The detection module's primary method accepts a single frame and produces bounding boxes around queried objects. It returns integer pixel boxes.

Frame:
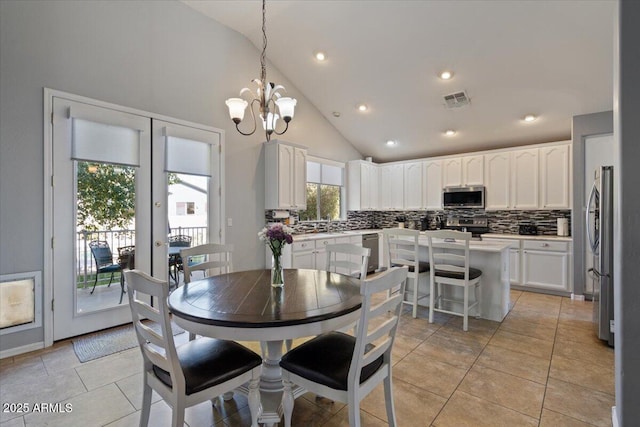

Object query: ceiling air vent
[443,90,470,109]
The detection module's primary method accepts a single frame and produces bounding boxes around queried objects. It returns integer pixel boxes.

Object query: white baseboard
[0,341,45,359]
[571,293,586,301]
[612,406,619,427]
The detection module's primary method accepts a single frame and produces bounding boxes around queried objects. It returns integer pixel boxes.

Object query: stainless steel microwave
[442,186,485,208]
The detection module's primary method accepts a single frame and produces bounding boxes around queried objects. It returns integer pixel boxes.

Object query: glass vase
[271,254,284,288]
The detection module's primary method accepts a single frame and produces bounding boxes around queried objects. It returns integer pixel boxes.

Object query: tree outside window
[299,159,344,221]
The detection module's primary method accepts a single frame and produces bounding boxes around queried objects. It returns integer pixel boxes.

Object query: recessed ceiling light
[440,71,454,80]
[314,51,327,61]
[386,140,397,146]
[445,129,457,136]
[357,104,368,112]
[523,114,537,122]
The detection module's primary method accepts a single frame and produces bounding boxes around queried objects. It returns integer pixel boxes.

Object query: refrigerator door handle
[586,182,598,253]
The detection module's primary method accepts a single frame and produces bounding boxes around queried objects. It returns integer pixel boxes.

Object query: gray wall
[614,1,640,424]
[571,111,613,296]
[0,0,361,351]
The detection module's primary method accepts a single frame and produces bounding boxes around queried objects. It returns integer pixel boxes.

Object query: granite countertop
[482,233,573,242]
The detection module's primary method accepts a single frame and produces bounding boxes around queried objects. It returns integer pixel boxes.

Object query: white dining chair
[279,266,408,427]
[382,228,430,317]
[123,270,262,427]
[325,243,371,279]
[425,230,483,331]
[181,243,233,284]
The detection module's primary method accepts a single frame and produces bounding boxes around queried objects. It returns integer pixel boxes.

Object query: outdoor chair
[280,266,408,427]
[116,245,135,304]
[124,270,262,427]
[88,240,122,295]
[168,235,192,286]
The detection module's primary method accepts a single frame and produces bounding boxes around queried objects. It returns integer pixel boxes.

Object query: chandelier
[225,0,297,141]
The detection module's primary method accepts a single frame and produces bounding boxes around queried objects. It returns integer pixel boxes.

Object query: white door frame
[43,88,225,346]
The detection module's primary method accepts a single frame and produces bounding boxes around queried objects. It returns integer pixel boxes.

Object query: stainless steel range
[444,216,490,238]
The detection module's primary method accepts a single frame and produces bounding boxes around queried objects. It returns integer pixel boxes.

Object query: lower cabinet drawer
[522,240,569,252]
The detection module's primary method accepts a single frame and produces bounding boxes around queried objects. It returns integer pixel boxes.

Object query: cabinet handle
[542,243,550,247]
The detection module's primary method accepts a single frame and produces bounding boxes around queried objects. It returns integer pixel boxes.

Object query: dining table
[167,268,363,426]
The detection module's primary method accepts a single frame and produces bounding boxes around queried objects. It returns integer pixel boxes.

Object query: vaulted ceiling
[183,0,614,162]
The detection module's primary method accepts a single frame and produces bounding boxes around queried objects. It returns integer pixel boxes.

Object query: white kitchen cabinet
[511,149,539,209]
[265,140,307,210]
[347,161,379,210]
[522,239,571,292]
[462,155,484,185]
[403,162,423,209]
[379,164,404,210]
[442,155,483,187]
[442,157,462,187]
[484,151,511,210]
[540,143,571,209]
[424,160,442,209]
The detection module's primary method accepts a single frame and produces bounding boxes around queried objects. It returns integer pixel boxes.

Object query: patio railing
[77,226,208,287]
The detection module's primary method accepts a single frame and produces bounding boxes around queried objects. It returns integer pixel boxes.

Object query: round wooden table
[167,268,362,426]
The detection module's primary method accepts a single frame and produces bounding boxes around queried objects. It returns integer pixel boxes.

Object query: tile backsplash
[265,209,571,236]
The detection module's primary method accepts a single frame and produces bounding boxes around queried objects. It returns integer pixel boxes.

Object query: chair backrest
[117,245,135,269]
[124,270,184,390]
[382,228,420,277]
[168,235,192,248]
[89,240,115,268]
[324,243,371,279]
[181,243,234,284]
[349,266,408,387]
[424,230,472,282]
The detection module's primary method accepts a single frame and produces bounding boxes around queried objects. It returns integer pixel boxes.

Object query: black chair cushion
[434,267,482,280]
[152,338,261,395]
[279,332,384,391]
[391,261,430,273]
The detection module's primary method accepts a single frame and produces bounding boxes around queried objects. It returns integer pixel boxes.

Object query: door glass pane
[76,161,136,313]
[168,173,209,287]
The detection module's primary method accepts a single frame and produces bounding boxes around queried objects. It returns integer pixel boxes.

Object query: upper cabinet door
[540,144,571,209]
[293,147,307,209]
[424,160,442,209]
[442,157,462,187]
[484,152,511,210]
[511,149,539,209]
[277,144,295,208]
[379,164,403,209]
[403,162,423,209]
[462,155,484,185]
[265,140,307,210]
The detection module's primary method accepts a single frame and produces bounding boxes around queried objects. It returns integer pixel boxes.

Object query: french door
[50,94,223,340]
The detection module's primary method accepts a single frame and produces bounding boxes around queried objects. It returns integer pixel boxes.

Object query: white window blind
[71,118,140,166]
[307,160,344,186]
[165,135,212,177]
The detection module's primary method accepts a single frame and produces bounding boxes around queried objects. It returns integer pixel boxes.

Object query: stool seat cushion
[435,267,482,280]
[280,332,383,391]
[153,337,262,395]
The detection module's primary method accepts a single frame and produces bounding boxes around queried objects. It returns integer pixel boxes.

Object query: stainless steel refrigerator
[586,166,614,346]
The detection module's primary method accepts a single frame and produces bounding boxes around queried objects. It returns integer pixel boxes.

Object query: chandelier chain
[260,0,267,87]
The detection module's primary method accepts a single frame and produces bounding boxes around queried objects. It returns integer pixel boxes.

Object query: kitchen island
[277,230,511,323]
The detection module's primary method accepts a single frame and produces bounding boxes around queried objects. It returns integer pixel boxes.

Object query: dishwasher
[362,233,379,274]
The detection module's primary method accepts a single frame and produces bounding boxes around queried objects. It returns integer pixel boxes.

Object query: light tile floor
[0,290,614,426]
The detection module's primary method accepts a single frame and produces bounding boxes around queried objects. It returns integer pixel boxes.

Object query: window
[299,158,344,221]
[176,201,196,215]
